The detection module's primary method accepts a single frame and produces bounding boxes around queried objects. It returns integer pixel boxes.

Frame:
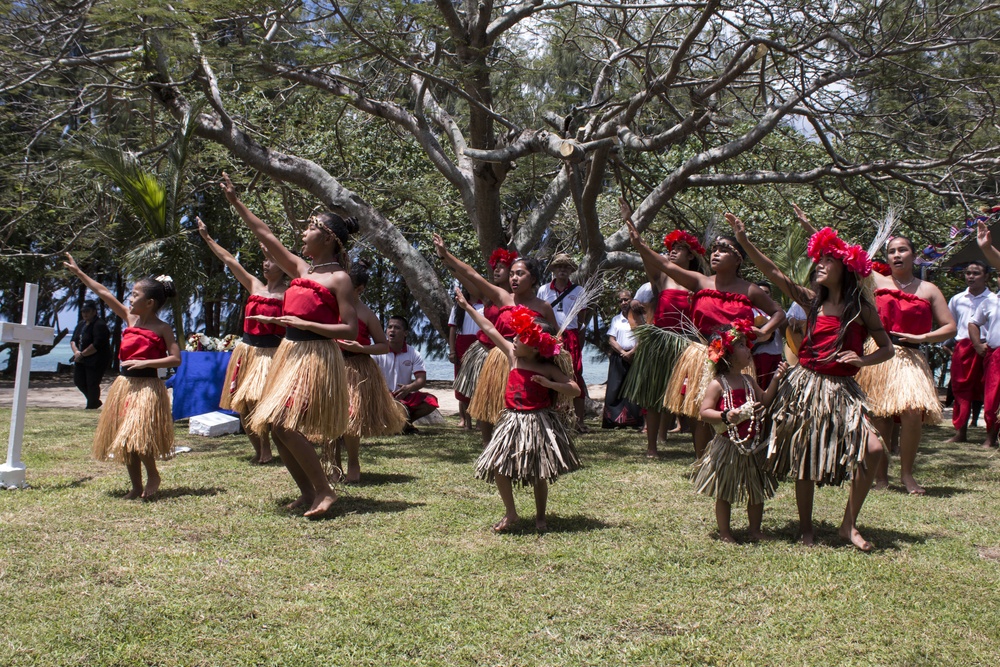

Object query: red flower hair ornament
[706,319,757,367]
[488,248,520,269]
[508,305,562,358]
[663,230,706,256]
[806,227,872,277]
[872,261,891,276]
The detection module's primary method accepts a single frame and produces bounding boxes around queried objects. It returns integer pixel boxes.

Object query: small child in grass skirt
[63,254,181,500]
[694,320,786,542]
[725,211,893,550]
[197,216,287,465]
[456,292,581,533]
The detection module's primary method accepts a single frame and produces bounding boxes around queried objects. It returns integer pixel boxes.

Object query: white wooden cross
[0,284,55,489]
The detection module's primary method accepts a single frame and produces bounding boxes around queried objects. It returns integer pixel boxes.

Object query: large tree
[3,0,1000,336]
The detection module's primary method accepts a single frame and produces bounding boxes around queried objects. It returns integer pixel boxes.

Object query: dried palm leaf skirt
[692,434,776,506]
[854,340,942,424]
[767,365,881,486]
[218,341,250,411]
[468,346,510,425]
[93,376,173,463]
[475,408,580,486]
[453,340,490,401]
[229,344,278,414]
[621,325,689,411]
[664,342,756,418]
[344,354,408,437]
[248,338,349,442]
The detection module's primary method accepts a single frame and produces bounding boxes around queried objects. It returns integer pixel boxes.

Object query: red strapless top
[243,294,285,337]
[798,315,867,377]
[505,368,552,410]
[691,289,754,334]
[655,289,691,329]
[495,305,537,339]
[283,278,341,325]
[356,319,371,346]
[717,385,755,440]
[476,304,502,347]
[875,288,932,336]
[119,328,167,361]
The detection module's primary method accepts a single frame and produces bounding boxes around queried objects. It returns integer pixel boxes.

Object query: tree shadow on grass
[36,476,94,491]
[106,486,225,501]
[772,519,930,551]
[350,472,416,487]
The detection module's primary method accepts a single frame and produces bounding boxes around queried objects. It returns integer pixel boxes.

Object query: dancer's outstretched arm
[62,253,130,322]
[791,203,819,236]
[725,213,813,308]
[433,234,507,305]
[622,201,709,293]
[197,217,262,293]
[220,173,309,278]
[977,220,1000,271]
[454,288,513,358]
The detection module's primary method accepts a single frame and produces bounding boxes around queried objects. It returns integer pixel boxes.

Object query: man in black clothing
[70,301,111,409]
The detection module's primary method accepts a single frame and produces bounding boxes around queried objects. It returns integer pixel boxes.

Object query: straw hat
[548,253,578,271]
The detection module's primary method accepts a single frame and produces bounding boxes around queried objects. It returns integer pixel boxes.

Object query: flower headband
[806,227,872,277]
[706,318,756,367]
[508,305,561,358]
[488,248,520,269]
[663,230,706,256]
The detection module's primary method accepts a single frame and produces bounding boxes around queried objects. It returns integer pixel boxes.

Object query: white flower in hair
[155,274,174,286]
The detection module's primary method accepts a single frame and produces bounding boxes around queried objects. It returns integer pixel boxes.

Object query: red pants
[951,340,985,430]
[982,347,1000,433]
[561,329,585,389]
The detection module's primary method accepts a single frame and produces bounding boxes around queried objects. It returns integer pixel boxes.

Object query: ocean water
[12,339,612,385]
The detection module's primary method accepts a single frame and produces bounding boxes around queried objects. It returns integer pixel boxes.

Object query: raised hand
[773,360,789,381]
[62,252,81,275]
[432,233,447,259]
[791,203,809,226]
[724,212,747,239]
[977,219,993,248]
[196,216,209,236]
[220,172,239,205]
[623,215,645,250]
[454,287,468,309]
[619,197,633,223]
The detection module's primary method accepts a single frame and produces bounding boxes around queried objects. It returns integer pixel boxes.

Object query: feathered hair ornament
[488,248,519,269]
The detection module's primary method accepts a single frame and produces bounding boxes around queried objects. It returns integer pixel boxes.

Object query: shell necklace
[308,260,340,274]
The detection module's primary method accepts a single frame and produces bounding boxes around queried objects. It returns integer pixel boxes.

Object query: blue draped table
[164,350,236,420]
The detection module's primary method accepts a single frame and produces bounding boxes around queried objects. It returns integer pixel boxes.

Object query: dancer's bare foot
[535,517,547,532]
[874,477,889,491]
[982,432,998,448]
[345,468,361,484]
[124,488,142,500]
[304,491,337,518]
[258,454,274,465]
[250,454,260,464]
[141,474,160,499]
[285,495,312,511]
[492,515,518,533]
[748,530,774,542]
[901,474,926,495]
[839,524,873,552]
[946,430,967,443]
[668,423,683,433]
[645,447,658,459]
[718,532,737,544]
[799,532,815,546]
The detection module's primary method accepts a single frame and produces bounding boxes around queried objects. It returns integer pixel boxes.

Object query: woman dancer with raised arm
[197,217,287,465]
[63,255,181,499]
[334,261,408,483]
[620,227,705,457]
[791,206,955,495]
[220,173,358,518]
[623,204,785,459]
[725,213,893,550]
[432,235,557,446]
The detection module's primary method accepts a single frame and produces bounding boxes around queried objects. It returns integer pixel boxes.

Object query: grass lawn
[1,407,999,666]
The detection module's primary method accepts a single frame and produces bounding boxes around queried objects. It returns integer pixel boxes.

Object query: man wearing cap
[537,253,590,431]
[70,300,111,409]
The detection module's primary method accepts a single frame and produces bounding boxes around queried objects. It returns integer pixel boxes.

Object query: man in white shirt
[373,315,439,433]
[537,253,590,430]
[969,285,1000,448]
[602,289,643,429]
[947,261,992,441]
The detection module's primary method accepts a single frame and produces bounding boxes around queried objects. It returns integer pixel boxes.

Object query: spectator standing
[70,300,112,409]
[946,262,991,442]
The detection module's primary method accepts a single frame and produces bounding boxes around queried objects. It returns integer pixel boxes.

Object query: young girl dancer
[621,228,705,457]
[695,320,786,542]
[63,254,181,499]
[455,291,580,532]
[197,217,286,465]
[335,262,408,483]
[792,206,955,495]
[623,205,785,459]
[725,212,893,550]
[220,173,358,518]
[432,235,557,446]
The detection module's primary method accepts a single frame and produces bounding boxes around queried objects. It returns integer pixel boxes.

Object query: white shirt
[787,302,808,322]
[635,282,654,305]
[608,313,636,351]
[949,288,992,341]
[970,294,1000,348]
[373,344,426,393]
[537,281,584,330]
[448,302,483,336]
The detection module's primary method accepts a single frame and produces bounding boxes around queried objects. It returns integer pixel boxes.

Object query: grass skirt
[93,376,173,463]
[218,342,250,411]
[663,342,755,418]
[475,408,580,486]
[248,338,349,442]
[454,341,490,401]
[344,354,408,437]
[468,346,510,425]
[854,340,942,424]
[767,365,880,485]
[621,325,689,411]
[229,344,277,415]
[692,434,776,505]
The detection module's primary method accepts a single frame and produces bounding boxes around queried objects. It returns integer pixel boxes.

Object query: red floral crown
[663,230,706,256]
[508,305,561,358]
[706,318,756,366]
[488,248,519,269]
[806,227,872,277]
